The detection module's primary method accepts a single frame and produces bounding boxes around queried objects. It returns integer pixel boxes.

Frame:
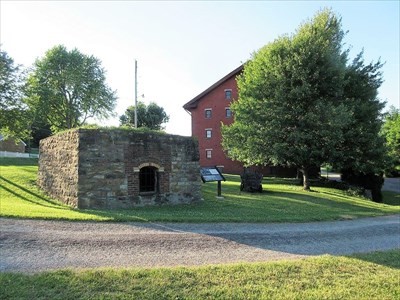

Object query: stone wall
[38,129,202,209]
[37,130,79,207]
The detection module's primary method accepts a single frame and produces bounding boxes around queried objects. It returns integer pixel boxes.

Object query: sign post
[217,180,222,197]
[200,166,226,199]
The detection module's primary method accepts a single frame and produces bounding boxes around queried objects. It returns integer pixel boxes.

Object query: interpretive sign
[200,167,225,198]
[200,167,225,183]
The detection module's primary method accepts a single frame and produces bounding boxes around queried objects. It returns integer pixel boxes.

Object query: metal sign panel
[200,167,225,183]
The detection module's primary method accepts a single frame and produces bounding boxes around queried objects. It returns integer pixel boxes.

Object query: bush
[341,169,384,203]
[313,178,365,197]
[385,167,400,178]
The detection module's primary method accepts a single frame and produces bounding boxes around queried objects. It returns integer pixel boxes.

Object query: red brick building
[184,66,296,177]
[183,65,243,174]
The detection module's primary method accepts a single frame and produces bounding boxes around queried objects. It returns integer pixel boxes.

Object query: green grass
[1,250,399,299]
[1,158,399,299]
[382,191,400,206]
[1,157,399,222]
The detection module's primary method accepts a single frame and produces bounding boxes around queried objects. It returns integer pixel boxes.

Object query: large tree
[222,9,352,190]
[0,49,30,139]
[24,45,116,132]
[120,101,169,130]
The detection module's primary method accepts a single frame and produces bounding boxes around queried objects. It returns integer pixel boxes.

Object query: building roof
[183,64,243,111]
[0,134,27,146]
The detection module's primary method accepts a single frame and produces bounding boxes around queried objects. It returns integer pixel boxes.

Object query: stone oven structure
[38,129,202,209]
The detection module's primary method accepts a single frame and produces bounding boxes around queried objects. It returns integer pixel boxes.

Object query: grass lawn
[0,157,399,222]
[1,250,399,299]
[1,158,399,299]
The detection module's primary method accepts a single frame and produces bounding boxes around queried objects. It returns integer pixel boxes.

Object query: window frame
[225,107,232,118]
[205,128,212,139]
[205,149,212,159]
[224,89,232,100]
[204,108,212,119]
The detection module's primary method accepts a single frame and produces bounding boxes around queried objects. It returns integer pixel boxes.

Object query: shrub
[341,169,384,203]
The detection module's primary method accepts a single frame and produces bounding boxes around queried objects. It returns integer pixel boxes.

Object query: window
[205,109,212,119]
[205,129,212,138]
[206,149,212,159]
[139,166,158,193]
[225,89,232,100]
[225,108,232,118]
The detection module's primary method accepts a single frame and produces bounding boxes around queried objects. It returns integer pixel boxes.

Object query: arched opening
[139,166,158,193]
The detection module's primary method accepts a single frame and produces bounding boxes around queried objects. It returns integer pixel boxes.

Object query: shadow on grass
[224,187,396,218]
[0,184,69,211]
[77,208,153,222]
[349,249,400,269]
[0,157,38,166]
[0,176,64,208]
[382,191,400,206]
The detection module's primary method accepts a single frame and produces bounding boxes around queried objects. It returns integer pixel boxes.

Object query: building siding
[189,73,245,174]
[184,66,297,177]
[0,137,26,153]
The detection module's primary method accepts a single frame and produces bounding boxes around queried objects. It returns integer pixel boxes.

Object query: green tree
[0,49,30,139]
[24,45,116,133]
[331,53,387,202]
[382,106,400,176]
[334,53,386,172]
[120,101,169,130]
[222,9,351,190]
[29,119,52,148]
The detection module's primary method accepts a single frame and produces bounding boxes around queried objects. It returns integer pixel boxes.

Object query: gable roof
[0,134,27,146]
[183,64,243,111]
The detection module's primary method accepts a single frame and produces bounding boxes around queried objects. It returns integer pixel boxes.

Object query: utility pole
[134,59,138,128]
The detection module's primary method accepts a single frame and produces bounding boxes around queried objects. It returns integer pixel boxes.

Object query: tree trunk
[301,167,311,191]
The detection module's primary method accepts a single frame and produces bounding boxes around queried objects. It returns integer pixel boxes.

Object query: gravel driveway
[383,177,400,193]
[1,215,399,273]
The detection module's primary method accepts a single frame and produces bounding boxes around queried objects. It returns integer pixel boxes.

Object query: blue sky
[1,1,399,136]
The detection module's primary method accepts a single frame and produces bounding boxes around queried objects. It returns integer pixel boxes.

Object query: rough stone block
[38,129,201,209]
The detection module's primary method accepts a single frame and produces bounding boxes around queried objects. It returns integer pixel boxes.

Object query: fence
[0,151,39,158]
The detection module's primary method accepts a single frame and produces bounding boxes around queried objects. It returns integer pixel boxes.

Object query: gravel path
[1,215,399,273]
[383,178,400,193]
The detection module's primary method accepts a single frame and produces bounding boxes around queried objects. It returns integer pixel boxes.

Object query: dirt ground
[1,215,399,273]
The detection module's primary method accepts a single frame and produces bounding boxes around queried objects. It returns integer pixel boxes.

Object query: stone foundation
[38,129,202,209]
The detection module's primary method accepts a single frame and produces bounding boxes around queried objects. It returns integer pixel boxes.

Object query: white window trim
[205,148,213,159]
[205,128,212,138]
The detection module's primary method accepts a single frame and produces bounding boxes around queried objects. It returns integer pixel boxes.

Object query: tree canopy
[120,101,169,130]
[222,9,385,190]
[334,53,386,174]
[382,106,400,176]
[0,49,30,139]
[24,45,117,133]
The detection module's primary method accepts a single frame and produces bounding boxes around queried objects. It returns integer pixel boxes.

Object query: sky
[1,0,399,136]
